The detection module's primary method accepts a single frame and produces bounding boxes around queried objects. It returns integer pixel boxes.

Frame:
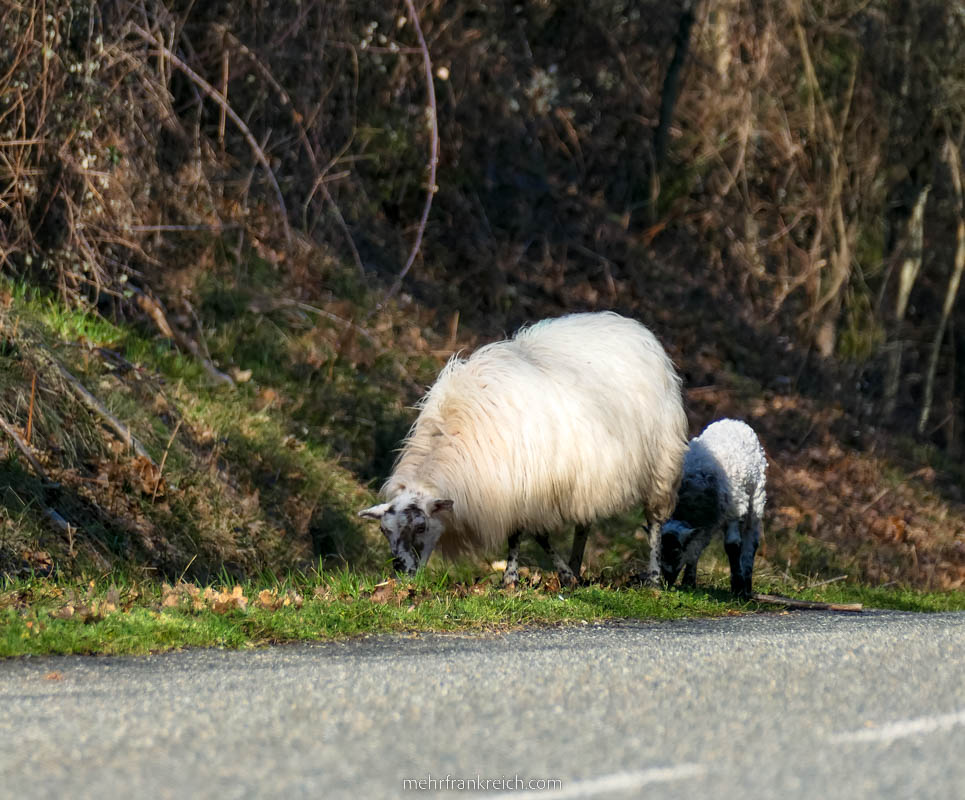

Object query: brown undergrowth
[1,1,964,591]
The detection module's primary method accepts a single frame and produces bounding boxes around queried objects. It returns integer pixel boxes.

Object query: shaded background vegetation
[1,0,964,589]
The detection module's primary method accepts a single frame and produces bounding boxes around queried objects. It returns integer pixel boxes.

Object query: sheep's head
[358,490,454,575]
[659,520,695,587]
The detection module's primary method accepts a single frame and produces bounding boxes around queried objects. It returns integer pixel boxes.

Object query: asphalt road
[2,610,964,799]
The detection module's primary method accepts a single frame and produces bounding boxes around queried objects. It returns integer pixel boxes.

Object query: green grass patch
[3,570,963,658]
[0,277,395,578]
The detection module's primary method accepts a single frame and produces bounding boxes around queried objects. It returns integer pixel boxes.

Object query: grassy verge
[4,569,964,658]
[2,277,964,660]
[0,276,416,579]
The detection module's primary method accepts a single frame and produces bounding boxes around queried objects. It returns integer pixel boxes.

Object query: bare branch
[0,411,50,482]
[752,593,863,613]
[247,297,381,348]
[213,23,366,275]
[128,24,292,247]
[132,288,235,386]
[382,0,440,307]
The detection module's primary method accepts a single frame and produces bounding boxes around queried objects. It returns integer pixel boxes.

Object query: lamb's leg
[724,520,749,598]
[738,513,761,598]
[503,531,522,588]
[568,523,590,579]
[678,527,714,590]
[533,533,577,587]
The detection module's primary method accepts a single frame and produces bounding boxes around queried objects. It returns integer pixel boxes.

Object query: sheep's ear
[428,498,454,516]
[358,503,391,521]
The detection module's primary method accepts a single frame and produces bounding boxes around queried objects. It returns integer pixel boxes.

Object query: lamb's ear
[428,498,454,516]
[358,503,391,521]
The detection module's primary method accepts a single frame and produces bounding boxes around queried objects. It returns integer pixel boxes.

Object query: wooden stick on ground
[0,412,50,482]
[46,359,157,466]
[132,289,235,387]
[752,592,863,613]
[0,413,76,536]
[152,419,183,504]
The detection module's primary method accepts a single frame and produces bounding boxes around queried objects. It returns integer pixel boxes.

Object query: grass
[3,568,964,658]
[1,280,964,659]
[0,276,394,579]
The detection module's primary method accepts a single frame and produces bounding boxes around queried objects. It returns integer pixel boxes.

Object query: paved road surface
[2,610,964,799]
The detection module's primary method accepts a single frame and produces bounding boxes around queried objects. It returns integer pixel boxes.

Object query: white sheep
[359,311,688,586]
[659,418,767,597]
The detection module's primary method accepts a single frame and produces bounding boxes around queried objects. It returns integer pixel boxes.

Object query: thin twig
[131,287,234,386]
[128,24,292,247]
[126,223,241,233]
[176,553,198,585]
[152,418,183,504]
[25,371,36,444]
[858,487,892,515]
[247,297,380,348]
[45,358,156,466]
[752,592,863,613]
[0,411,49,482]
[805,574,848,589]
[212,23,365,275]
[45,508,72,537]
[92,346,145,376]
[319,182,367,276]
[382,0,440,307]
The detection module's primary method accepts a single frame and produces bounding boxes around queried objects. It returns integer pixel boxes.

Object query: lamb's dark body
[660,419,767,598]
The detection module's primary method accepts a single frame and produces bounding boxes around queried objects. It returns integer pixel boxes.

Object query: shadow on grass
[0,458,163,576]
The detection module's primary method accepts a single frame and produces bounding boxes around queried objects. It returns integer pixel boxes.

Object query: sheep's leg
[680,561,697,588]
[503,531,522,588]
[643,521,662,587]
[568,523,590,579]
[533,533,577,587]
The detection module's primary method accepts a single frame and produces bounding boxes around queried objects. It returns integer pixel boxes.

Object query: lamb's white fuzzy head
[659,519,695,586]
[358,490,453,575]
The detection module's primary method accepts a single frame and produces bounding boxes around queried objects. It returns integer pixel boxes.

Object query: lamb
[359,311,689,586]
[659,418,767,598]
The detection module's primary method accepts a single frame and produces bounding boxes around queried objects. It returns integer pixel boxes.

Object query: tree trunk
[919,219,965,435]
[919,138,965,435]
[649,0,700,221]
[883,183,931,419]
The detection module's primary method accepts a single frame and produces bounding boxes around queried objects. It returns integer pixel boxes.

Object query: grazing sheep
[659,418,767,598]
[359,311,688,586]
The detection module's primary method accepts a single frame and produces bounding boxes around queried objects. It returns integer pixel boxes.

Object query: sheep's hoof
[502,570,519,589]
[631,570,662,588]
[557,570,578,589]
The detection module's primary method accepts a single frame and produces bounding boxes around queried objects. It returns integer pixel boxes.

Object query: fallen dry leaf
[313,585,334,602]
[211,585,248,613]
[253,588,302,610]
[256,588,280,610]
[132,455,162,496]
[369,579,399,604]
[44,672,64,681]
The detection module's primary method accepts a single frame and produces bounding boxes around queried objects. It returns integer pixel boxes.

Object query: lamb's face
[358,491,453,575]
[659,520,694,586]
